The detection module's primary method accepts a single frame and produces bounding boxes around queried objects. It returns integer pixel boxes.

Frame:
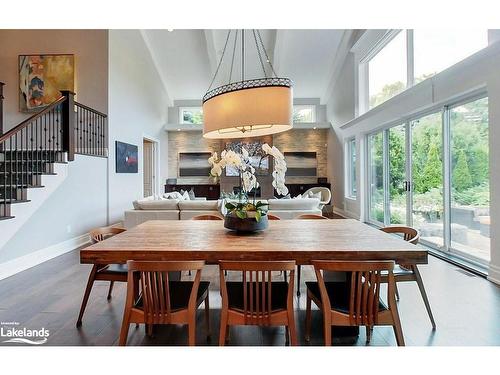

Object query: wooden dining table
[80,219,427,265]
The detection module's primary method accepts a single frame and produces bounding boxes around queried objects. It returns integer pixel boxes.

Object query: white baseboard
[332,206,359,220]
[0,233,90,281]
[487,264,500,285]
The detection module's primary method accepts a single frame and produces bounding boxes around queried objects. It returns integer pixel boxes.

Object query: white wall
[326,30,500,284]
[108,30,170,223]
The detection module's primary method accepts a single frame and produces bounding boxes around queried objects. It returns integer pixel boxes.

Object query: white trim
[487,264,500,285]
[0,234,90,281]
[332,206,359,220]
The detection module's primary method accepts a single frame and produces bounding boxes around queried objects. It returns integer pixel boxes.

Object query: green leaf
[236,210,246,219]
[225,202,236,210]
[255,210,261,222]
[255,201,268,208]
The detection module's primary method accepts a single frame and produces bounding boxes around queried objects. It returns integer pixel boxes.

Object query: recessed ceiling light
[167,29,174,32]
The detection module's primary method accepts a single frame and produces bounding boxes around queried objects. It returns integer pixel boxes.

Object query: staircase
[0,84,108,221]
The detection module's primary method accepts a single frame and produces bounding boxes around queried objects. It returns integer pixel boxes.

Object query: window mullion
[407,29,414,87]
[383,129,390,225]
[442,106,452,251]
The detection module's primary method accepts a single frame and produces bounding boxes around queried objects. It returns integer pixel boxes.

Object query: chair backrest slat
[127,261,204,324]
[191,214,223,221]
[312,260,394,326]
[220,261,295,325]
[296,214,328,220]
[380,226,420,245]
[90,226,126,244]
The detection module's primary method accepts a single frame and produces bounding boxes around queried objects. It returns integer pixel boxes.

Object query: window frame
[179,106,203,125]
[359,29,488,114]
[292,104,316,123]
[345,137,357,199]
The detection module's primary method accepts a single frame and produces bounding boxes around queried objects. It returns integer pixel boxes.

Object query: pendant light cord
[207,30,232,92]
[229,30,238,83]
[253,30,268,78]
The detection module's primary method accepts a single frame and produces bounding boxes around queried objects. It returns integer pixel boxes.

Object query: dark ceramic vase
[224,212,269,233]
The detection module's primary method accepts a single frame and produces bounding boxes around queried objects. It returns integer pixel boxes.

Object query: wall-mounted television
[178,152,212,177]
[284,151,317,176]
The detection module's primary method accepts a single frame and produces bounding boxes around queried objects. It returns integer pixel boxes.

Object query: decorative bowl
[224,212,269,233]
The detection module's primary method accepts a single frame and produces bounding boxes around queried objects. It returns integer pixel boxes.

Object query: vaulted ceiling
[141,29,350,104]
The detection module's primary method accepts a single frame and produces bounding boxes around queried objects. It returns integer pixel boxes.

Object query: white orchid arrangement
[207,143,288,221]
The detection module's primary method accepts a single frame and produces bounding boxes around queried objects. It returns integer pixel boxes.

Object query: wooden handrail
[75,101,107,118]
[0,95,66,144]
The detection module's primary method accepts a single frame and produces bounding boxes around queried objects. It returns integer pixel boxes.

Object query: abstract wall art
[19,54,75,113]
[116,141,138,173]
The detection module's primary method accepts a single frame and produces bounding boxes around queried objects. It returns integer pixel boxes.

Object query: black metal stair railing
[0,89,108,220]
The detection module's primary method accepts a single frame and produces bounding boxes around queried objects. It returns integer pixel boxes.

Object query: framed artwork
[116,141,138,173]
[284,151,317,176]
[225,140,269,177]
[178,152,212,177]
[19,54,75,113]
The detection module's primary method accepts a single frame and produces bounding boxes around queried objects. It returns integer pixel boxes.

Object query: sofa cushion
[178,200,219,211]
[133,195,155,209]
[124,210,180,228]
[136,199,180,210]
[268,198,320,211]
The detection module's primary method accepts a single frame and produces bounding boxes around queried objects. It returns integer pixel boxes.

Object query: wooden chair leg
[394,282,400,301]
[118,310,131,346]
[204,295,211,339]
[390,299,405,346]
[285,326,290,345]
[188,315,196,346]
[365,325,372,344]
[323,318,332,346]
[76,264,98,327]
[219,309,228,346]
[412,265,436,330]
[305,294,312,342]
[296,266,301,297]
[287,310,298,346]
[146,324,153,337]
[107,281,114,301]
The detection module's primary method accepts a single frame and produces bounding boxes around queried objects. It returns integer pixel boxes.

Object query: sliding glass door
[411,112,444,249]
[366,95,490,263]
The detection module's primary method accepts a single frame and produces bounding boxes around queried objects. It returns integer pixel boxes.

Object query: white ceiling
[141,29,347,104]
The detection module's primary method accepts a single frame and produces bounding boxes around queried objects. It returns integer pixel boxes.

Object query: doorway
[143,138,158,197]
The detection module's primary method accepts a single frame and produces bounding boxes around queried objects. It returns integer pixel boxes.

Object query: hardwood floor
[0,249,499,346]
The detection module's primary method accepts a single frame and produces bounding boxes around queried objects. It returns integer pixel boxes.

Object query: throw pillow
[182,190,190,201]
[273,194,291,199]
[188,188,196,200]
[163,191,183,200]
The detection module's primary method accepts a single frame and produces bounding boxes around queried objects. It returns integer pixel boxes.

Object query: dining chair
[305,260,405,346]
[76,226,127,327]
[218,261,297,346]
[294,213,329,296]
[296,214,328,220]
[191,214,223,220]
[266,213,281,220]
[380,226,436,329]
[119,260,210,346]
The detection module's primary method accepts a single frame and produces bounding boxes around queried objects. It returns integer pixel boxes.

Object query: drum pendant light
[202,30,293,139]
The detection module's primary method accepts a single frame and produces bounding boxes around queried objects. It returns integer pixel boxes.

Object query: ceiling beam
[139,30,174,106]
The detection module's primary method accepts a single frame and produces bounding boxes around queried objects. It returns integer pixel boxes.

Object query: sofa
[124,196,322,229]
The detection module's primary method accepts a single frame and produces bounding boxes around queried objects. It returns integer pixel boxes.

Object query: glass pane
[293,106,315,123]
[369,31,407,109]
[389,124,407,224]
[369,132,384,223]
[450,97,490,262]
[411,113,443,248]
[414,29,487,83]
[350,139,357,197]
[181,108,203,124]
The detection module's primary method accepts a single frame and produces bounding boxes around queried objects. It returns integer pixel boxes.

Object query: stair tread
[0,216,15,221]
